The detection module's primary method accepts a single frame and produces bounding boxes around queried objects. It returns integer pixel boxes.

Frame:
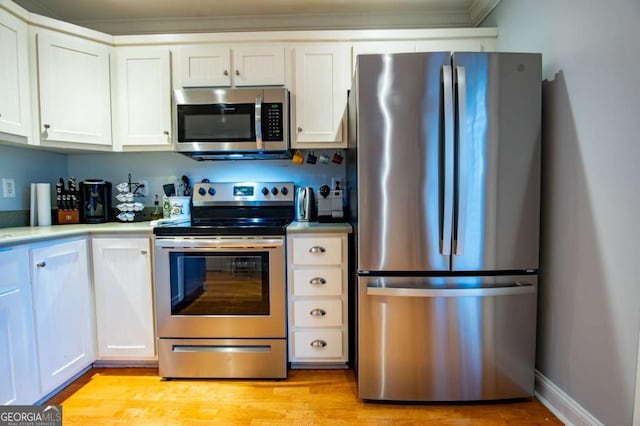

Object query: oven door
[154,236,286,339]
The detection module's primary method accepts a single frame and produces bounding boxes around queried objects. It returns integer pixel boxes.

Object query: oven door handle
[156,238,284,249]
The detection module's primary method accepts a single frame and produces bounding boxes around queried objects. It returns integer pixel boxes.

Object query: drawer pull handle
[309,246,326,254]
[310,277,326,285]
[310,308,326,317]
[36,261,46,268]
[310,339,327,348]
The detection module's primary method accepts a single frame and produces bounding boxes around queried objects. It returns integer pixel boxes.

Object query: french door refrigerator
[347,52,541,401]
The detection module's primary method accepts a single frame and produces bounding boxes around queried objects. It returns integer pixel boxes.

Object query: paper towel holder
[30,183,52,226]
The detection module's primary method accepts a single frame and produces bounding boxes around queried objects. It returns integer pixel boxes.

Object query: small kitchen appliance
[317,184,345,222]
[173,87,290,160]
[79,179,111,224]
[294,186,315,222]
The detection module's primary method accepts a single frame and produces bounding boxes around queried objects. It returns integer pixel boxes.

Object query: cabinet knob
[140,250,148,255]
[235,69,240,76]
[223,70,229,76]
[310,339,327,348]
[297,126,303,132]
[309,277,327,285]
[43,124,50,129]
[310,308,326,317]
[163,130,169,136]
[36,261,46,268]
[309,246,326,254]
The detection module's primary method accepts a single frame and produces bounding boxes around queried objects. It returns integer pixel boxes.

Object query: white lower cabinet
[30,238,94,396]
[0,246,39,405]
[91,236,155,360]
[288,232,349,367]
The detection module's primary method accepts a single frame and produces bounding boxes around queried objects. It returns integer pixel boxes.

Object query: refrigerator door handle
[441,65,454,256]
[454,65,468,256]
[366,282,535,298]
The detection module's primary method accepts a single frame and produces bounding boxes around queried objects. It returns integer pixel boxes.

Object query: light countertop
[0,222,153,247]
[286,221,352,234]
[0,220,353,247]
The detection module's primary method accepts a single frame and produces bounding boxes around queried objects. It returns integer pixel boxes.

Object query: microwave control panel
[262,103,284,141]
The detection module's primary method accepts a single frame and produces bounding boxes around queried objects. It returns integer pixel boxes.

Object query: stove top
[154,181,295,237]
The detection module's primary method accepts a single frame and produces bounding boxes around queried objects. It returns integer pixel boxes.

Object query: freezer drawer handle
[367,283,535,298]
[310,339,327,348]
[309,308,326,317]
[309,277,327,285]
[309,246,326,254]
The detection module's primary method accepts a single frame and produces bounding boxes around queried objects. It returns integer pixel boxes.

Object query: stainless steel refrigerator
[347,52,541,401]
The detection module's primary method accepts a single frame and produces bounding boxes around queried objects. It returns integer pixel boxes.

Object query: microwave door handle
[255,96,263,150]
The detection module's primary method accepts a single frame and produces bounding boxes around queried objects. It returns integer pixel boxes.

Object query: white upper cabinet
[232,46,285,86]
[292,43,349,148]
[414,37,494,52]
[176,45,285,88]
[177,45,230,87]
[113,46,172,150]
[0,8,31,141]
[35,30,112,149]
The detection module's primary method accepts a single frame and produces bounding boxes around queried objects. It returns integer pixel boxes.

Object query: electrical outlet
[139,180,149,197]
[2,178,16,198]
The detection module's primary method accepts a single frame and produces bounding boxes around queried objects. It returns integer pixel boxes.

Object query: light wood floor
[45,368,562,425]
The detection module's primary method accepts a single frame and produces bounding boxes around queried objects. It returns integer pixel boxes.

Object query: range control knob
[281,187,289,196]
[261,187,269,196]
[208,187,216,196]
[198,187,207,196]
[271,187,279,196]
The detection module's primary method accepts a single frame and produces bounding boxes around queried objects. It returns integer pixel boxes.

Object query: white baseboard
[535,370,603,426]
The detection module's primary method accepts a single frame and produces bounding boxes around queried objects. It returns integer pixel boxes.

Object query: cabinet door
[0,9,31,140]
[114,47,172,149]
[415,39,488,52]
[293,43,349,148]
[177,46,231,87]
[92,237,155,359]
[0,247,39,405]
[232,46,285,86]
[30,239,93,395]
[36,31,112,147]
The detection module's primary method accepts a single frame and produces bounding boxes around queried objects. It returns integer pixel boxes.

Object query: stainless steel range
[153,181,294,379]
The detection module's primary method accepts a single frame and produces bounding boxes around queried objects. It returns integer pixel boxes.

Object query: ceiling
[11,0,501,35]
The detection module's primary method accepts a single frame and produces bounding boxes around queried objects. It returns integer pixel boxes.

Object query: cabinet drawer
[293,299,342,327]
[293,330,343,359]
[292,268,342,296]
[292,237,342,265]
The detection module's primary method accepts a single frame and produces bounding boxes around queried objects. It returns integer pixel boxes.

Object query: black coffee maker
[80,179,112,224]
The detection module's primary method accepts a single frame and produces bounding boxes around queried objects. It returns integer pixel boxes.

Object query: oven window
[169,252,269,316]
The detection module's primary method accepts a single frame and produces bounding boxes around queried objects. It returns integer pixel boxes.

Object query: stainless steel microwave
[173,87,290,160]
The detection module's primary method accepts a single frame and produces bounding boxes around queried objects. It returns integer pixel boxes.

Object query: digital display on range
[233,186,254,197]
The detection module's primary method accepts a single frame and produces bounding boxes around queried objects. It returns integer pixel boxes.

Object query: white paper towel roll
[30,183,52,226]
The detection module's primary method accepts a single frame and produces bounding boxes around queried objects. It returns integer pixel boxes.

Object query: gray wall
[0,144,67,211]
[67,150,345,205]
[483,1,640,425]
